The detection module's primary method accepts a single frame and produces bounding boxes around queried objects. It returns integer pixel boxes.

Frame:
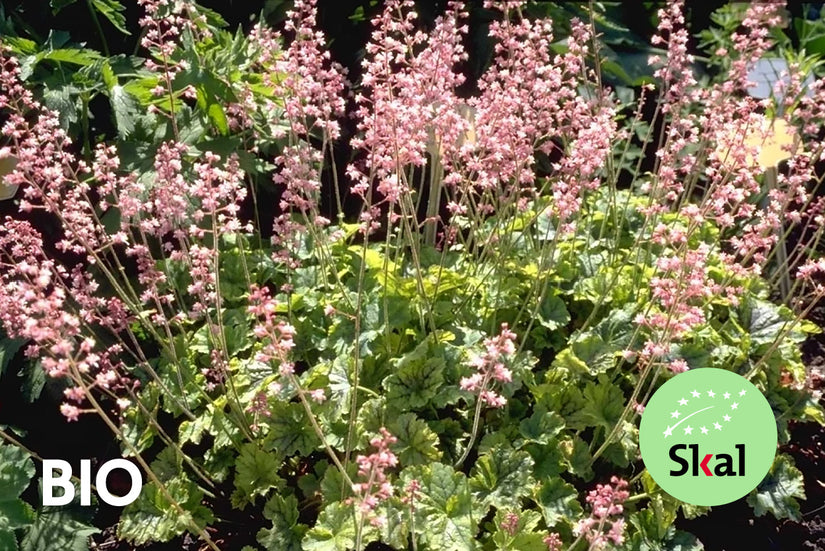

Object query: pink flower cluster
[575,476,629,549]
[645,1,791,222]
[349,427,398,527]
[543,532,563,551]
[119,142,248,242]
[461,7,617,228]
[248,285,296,375]
[460,323,517,408]
[277,0,348,139]
[500,511,520,536]
[729,3,786,91]
[348,0,469,233]
[1,52,112,257]
[245,285,330,424]
[628,0,825,365]
[253,0,348,263]
[796,258,825,301]
[3,10,258,414]
[0,53,141,419]
[0,219,126,421]
[137,0,211,76]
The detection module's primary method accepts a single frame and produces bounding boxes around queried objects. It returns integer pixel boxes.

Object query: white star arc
[663,405,715,436]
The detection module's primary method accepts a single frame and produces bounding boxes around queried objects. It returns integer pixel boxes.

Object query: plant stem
[86,0,111,57]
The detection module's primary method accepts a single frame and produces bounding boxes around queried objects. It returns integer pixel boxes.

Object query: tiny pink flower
[60,403,80,422]
[309,388,326,403]
[544,533,562,551]
[63,386,85,402]
[669,358,689,374]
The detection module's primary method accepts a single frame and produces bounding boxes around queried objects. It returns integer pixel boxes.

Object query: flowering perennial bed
[0,1,824,550]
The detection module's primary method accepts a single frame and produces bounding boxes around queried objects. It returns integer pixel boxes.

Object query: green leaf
[627,504,704,551]
[525,443,564,478]
[263,402,319,456]
[120,383,160,453]
[319,463,358,507]
[0,337,25,377]
[91,0,130,35]
[0,499,34,531]
[19,361,46,403]
[149,447,181,483]
[0,445,40,538]
[601,421,638,468]
[491,509,547,551]
[635,493,678,542]
[118,477,213,545]
[179,414,208,446]
[469,446,534,512]
[538,293,570,331]
[0,444,35,501]
[571,333,615,374]
[187,400,241,449]
[110,85,139,138]
[232,444,285,509]
[258,495,307,551]
[593,304,636,350]
[355,397,386,441]
[325,357,352,422]
[389,413,442,466]
[747,454,805,521]
[742,298,795,347]
[0,530,17,551]
[680,502,710,520]
[100,60,117,90]
[40,49,102,66]
[559,435,593,480]
[518,408,565,445]
[401,463,477,551]
[535,478,582,528]
[663,531,705,551]
[385,340,445,410]
[42,84,80,129]
[302,502,357,551]
[567,376,624,431]
[372,499,409,550]
[20,509,99,551]
[207,103,230,136]
[551,348,589,374]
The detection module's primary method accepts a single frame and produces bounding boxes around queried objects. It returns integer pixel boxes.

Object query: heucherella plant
[1,0,825,549]
[574,476,630,549]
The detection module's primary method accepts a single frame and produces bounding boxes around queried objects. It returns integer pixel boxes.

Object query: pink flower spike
[460,324,517,408]
[347,427,399,526]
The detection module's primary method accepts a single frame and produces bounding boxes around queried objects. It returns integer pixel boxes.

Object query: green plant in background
[0,440,99,551]
[0,1,824,550]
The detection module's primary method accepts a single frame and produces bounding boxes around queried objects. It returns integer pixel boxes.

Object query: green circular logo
[639,368,777,506]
